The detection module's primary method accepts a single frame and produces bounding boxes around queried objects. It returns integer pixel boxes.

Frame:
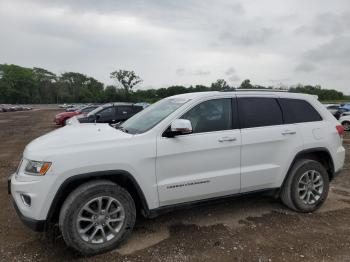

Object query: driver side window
[181,98,232,133]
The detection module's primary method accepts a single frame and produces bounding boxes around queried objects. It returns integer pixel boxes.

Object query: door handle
[281,130,296,135]
[218,137,237,142]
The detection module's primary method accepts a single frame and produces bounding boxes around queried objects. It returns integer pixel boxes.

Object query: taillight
[336,125,345,137]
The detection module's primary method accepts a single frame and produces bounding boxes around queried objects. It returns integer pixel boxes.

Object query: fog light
[20,194,31,206]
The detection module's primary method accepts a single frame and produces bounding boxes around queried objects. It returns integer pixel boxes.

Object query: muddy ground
[0,108,349,262]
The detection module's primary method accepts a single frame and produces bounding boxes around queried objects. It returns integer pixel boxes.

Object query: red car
[54,105,98,126]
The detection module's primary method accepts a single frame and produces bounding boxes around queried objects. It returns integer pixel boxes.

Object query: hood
[24,124,132,157]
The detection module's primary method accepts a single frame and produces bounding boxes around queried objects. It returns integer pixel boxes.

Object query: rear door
[238,95,303,192]
[278,98,326,151]
[116,106,134,121]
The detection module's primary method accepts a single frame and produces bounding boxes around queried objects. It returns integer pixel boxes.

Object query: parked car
[1,105,10,112]
[339,113,350,131]
[76,103,143,125]
[66,105,82,112]
[54,105,99,126]
[9,91,345,255]
[340,103,350,111]
[59,104,68,109]
[334,108,350,120]
[134,102,150,109]
[325,104,340,115]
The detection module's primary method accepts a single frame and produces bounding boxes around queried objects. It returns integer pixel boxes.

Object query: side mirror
[164,119,193,137]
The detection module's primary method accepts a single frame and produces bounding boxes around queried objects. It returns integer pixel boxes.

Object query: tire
[59,180,136,256]
[281,159,329,212]
[342,121,350,131]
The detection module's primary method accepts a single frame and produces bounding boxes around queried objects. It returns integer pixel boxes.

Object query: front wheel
[59,180,136,255]
[281,159,329,212]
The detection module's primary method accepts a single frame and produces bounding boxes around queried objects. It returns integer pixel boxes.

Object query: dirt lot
[0,109,350,262]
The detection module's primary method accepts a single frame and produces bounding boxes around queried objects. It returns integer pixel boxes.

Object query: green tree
[0,64,36,103]
[32,67,57,103]
[110,70,142,95]
[210,79,229,91]
[240,79,254,89]
[58,72,104,102]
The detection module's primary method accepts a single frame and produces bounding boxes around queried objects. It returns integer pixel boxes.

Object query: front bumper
[11,197,46,232]
[9,168,58,230]
[8,175,46,232]
[54,118,62,125]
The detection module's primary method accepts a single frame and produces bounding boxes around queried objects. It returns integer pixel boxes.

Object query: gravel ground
[0,109,349,262]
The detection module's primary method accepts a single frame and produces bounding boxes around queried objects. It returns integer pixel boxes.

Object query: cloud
[224,67,240,83]
[228,75,240,83]
[176,68,211,76]
[0,0,349,93]
[219,27,276,46]
[225,67,236,76]
[294,62,316,73]
[295,12,350,37]
[304,36,350,65]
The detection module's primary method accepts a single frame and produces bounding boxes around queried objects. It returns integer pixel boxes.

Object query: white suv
[9,91,345,255]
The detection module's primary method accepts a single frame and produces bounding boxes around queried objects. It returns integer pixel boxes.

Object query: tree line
[0,63,347,104]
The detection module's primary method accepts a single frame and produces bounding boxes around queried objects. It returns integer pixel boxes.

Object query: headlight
[24,160,52,176]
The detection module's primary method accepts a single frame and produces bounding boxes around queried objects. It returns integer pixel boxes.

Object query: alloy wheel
[76,196,125,244]
[297,170,324,205]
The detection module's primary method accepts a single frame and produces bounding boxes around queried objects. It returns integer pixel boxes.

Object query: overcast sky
[0,0,349,93]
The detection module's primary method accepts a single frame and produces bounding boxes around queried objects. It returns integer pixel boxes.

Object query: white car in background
[339,113,350,131]
[324,104,340,115]
[65,115,80,125]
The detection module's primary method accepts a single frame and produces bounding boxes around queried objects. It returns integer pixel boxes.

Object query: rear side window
[279,98,322,124]
[118,106,133,116]
[133,106,143,113]
[238,97,283,128]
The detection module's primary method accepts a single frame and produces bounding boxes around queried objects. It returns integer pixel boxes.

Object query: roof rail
[220,88,289,92]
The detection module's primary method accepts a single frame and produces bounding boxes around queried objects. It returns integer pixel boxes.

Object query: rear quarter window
[278,98,322,124]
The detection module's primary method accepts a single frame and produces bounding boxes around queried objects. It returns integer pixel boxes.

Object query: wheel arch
[284,147,335,186]
[46,170,150,226]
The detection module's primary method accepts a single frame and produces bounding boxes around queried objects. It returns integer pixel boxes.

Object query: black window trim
[162,97,239,137]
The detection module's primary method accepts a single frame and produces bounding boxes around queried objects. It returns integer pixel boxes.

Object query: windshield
[120,98,189,134]
[87,106,104,116]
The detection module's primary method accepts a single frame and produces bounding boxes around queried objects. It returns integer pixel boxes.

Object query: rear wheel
[281,159,329,212]
[59,180,136,255]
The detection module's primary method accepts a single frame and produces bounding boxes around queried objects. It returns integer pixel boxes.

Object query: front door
[97,106,115,123]
[156,98,241,206]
